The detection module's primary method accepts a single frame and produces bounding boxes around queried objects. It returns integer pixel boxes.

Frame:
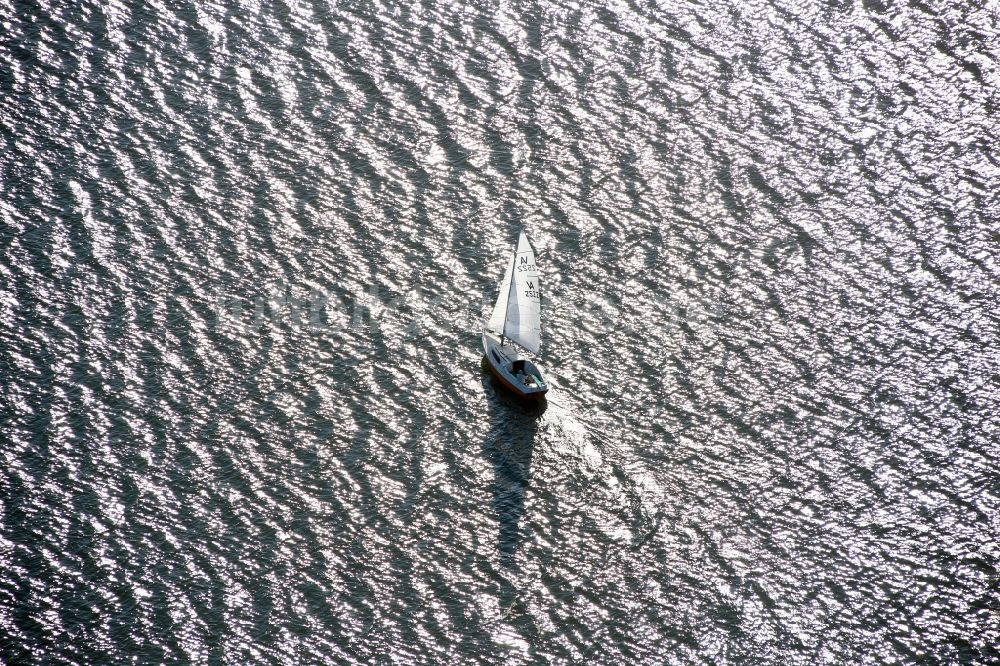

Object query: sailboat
[482,230,549,399]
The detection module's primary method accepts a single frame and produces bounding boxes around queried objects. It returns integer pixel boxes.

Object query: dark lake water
[2,0,998,663]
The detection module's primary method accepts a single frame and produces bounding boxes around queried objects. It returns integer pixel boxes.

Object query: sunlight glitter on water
[3,0,999,662]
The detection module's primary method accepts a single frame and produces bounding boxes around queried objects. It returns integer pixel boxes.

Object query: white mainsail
[489,231,541,354]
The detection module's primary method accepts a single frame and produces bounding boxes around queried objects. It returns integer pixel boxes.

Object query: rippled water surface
[2,0,999,663]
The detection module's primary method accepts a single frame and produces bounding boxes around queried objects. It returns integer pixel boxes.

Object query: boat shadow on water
[480,357,546,570]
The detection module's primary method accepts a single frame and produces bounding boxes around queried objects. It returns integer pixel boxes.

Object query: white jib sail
[504,231,542,354]
[487,242,516,336]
